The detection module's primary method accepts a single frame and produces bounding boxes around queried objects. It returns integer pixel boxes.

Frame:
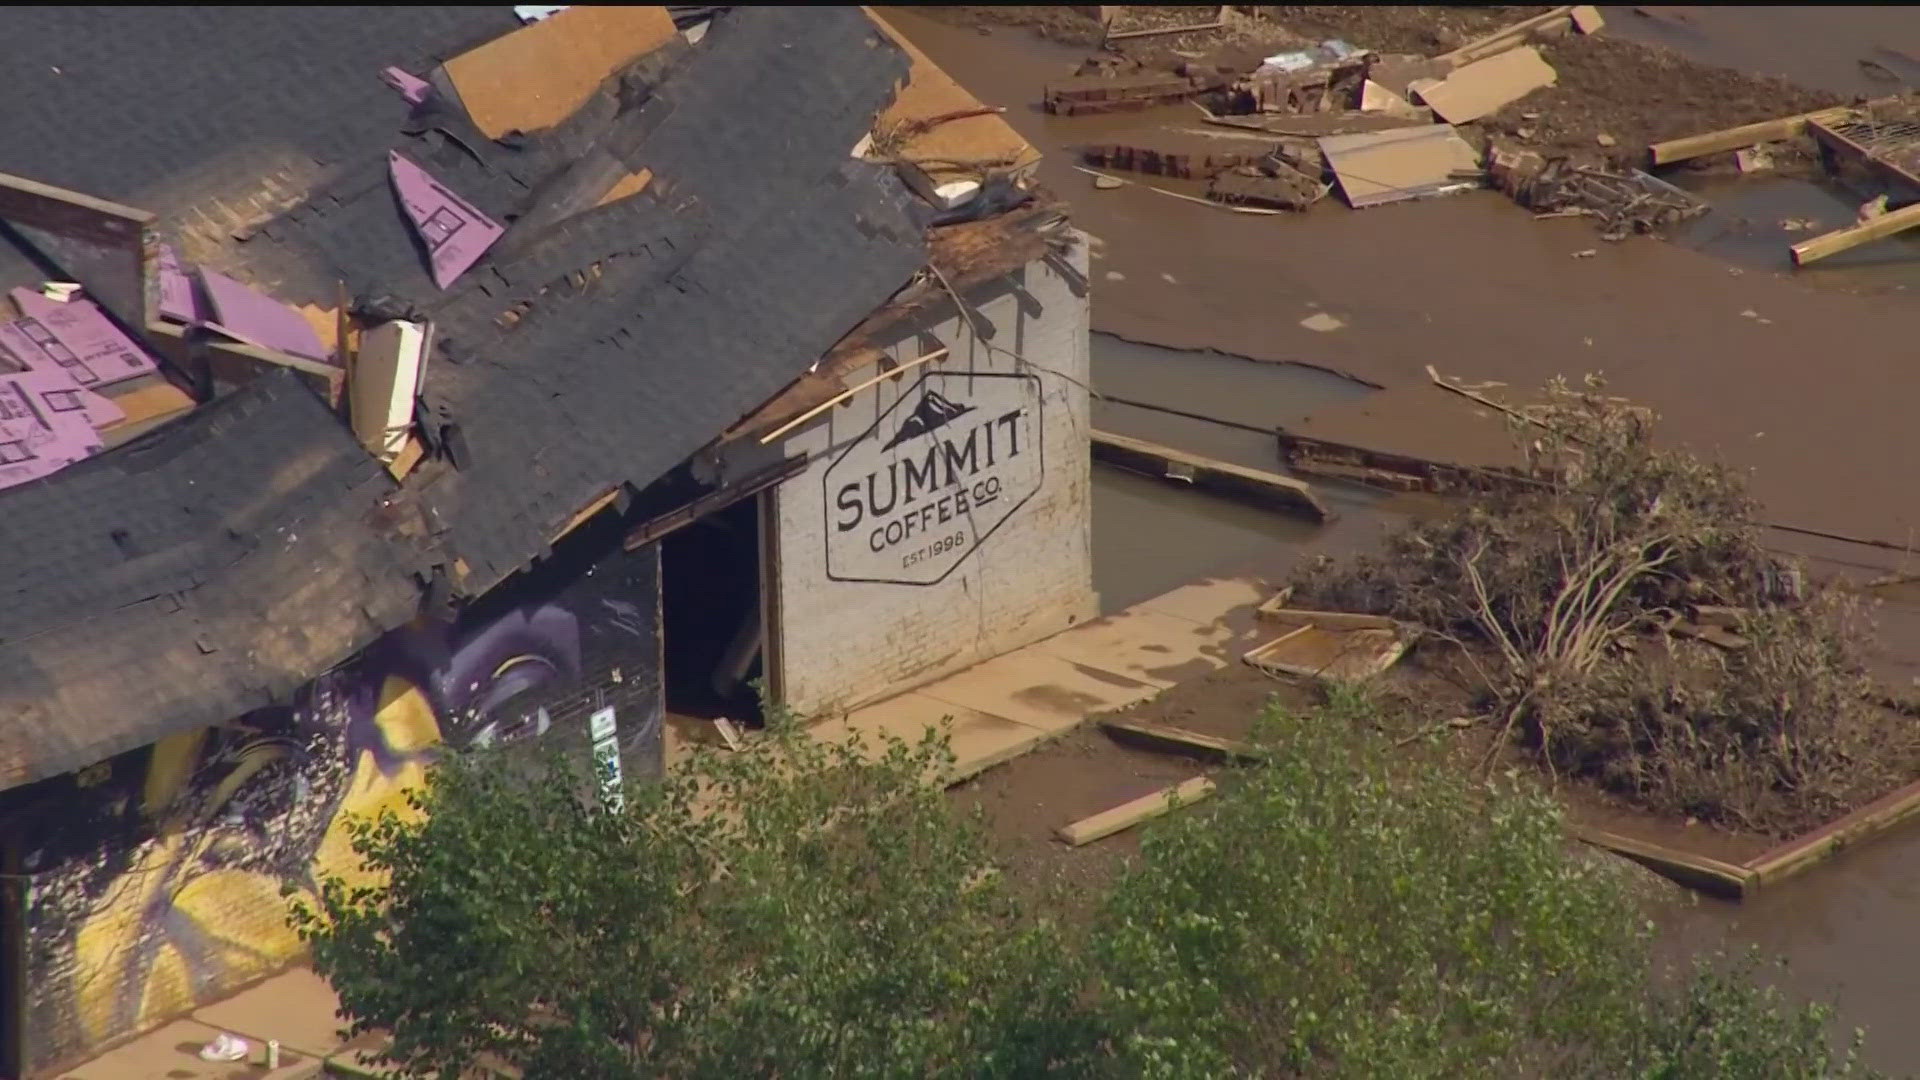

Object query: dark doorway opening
[660,495,765,724]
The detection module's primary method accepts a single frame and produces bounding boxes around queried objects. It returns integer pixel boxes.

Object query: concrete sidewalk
[60,576,1271,1079]
[809,575,1270,780]
[54,967,371,1079]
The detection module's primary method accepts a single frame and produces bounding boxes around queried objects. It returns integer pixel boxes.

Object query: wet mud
[892,8,1920,1068]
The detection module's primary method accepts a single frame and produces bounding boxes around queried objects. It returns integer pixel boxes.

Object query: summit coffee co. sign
[823,370,1044,585]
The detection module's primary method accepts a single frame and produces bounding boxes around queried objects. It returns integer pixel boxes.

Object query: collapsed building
[0,7,1093,1074]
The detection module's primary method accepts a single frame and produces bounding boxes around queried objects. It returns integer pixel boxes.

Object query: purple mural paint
[197,270,331,361]
[380,66,433,106]
[155,244,203,323]
[388,151,504,289]
[10,289,160,387]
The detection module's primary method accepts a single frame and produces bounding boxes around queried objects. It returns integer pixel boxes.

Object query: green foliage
[292,715,1091,1079]
[296,690,1879,1079]
[1095,689,1647,1078]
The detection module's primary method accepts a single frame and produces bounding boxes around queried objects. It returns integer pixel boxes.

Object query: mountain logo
[882,390,975,451]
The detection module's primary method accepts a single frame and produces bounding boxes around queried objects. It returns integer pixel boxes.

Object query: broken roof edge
[718,197,1073,446]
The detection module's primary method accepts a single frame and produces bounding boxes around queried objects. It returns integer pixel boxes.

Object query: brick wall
[771,242,1096,715]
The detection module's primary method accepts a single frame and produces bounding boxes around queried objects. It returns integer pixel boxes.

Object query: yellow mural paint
[70,675,450,1043]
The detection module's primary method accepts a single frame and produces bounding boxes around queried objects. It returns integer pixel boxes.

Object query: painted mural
[18,544,661,1072]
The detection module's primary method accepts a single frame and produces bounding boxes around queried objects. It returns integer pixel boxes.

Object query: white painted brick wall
[773,239,1095,715]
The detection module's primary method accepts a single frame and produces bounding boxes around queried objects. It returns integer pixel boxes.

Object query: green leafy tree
[292,717,1094,1078]
[1091,689,1875,1079]
[297,691,1876,1079]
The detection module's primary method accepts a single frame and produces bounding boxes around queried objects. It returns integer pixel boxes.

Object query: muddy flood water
[889,7,1920,1070]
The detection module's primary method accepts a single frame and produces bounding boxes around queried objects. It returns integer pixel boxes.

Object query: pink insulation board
[9,289,159,387]
[390,151,504,289]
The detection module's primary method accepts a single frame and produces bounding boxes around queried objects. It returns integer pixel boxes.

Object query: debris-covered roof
[0,6,935,788]
[0,369,428,789]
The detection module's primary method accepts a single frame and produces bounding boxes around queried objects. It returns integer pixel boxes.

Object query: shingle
[0,6,930,787]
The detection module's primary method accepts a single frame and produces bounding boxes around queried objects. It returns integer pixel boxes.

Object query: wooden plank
[1648,106,1852,166]
[1254,605,1399,631]
[1244,626,1409,682]
[1056,776,1216,846]
[97,379,195,448]
[550,486,622,544]
[1571,825,1755,899]
[1790,197,1920,266]
[1100,718,1266,763]
[1436,6,1574,67]
[1106,16,1225,42]
[1745,775,1920,887]
[443,6,679,139]
[623,456,807,550]
[0,169,152,243]
[1091,429,1329,521]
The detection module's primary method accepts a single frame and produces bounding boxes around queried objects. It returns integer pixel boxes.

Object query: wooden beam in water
[1790,200,1920,266]
[1647,106,1852,166]
[1091,429,1329,521]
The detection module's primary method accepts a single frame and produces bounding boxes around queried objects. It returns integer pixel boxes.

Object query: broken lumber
[1648,106,1852,165]
[1100,718,1266,763]
[1437,5,1575,67]
[1570,824,1755,899]
[1790,199,1920,266]
[1091,429,1329,520]
[1056,776,1217,846]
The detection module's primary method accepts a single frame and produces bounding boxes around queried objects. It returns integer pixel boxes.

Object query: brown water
[890,9,1920,1069]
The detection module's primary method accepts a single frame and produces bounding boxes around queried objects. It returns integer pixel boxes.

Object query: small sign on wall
[589,706,624,811]
[823,370,1045,585]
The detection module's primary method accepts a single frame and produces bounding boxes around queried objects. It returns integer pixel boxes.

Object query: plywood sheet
[1319,123,1481,208]
[1410,46,1556,125]
[444,5,678,139]
[864,7,1041,192]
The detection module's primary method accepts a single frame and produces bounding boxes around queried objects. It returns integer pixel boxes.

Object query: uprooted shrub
[1296,375,1917,833]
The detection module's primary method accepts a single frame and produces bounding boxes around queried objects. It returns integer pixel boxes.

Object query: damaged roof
[0,6,929,788]
[0,369,427,789]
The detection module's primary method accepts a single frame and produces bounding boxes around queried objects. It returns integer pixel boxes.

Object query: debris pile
[1055,5,1623,215]
[1492,146,1707,240]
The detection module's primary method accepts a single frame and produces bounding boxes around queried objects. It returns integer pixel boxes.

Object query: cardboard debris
[1320,124,1481,209]
[98,380,196,448]
[1364,54,1449,98]
[1359,79,1424,119]
[1571,4,1606,33]
[1409,46,1558,125]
